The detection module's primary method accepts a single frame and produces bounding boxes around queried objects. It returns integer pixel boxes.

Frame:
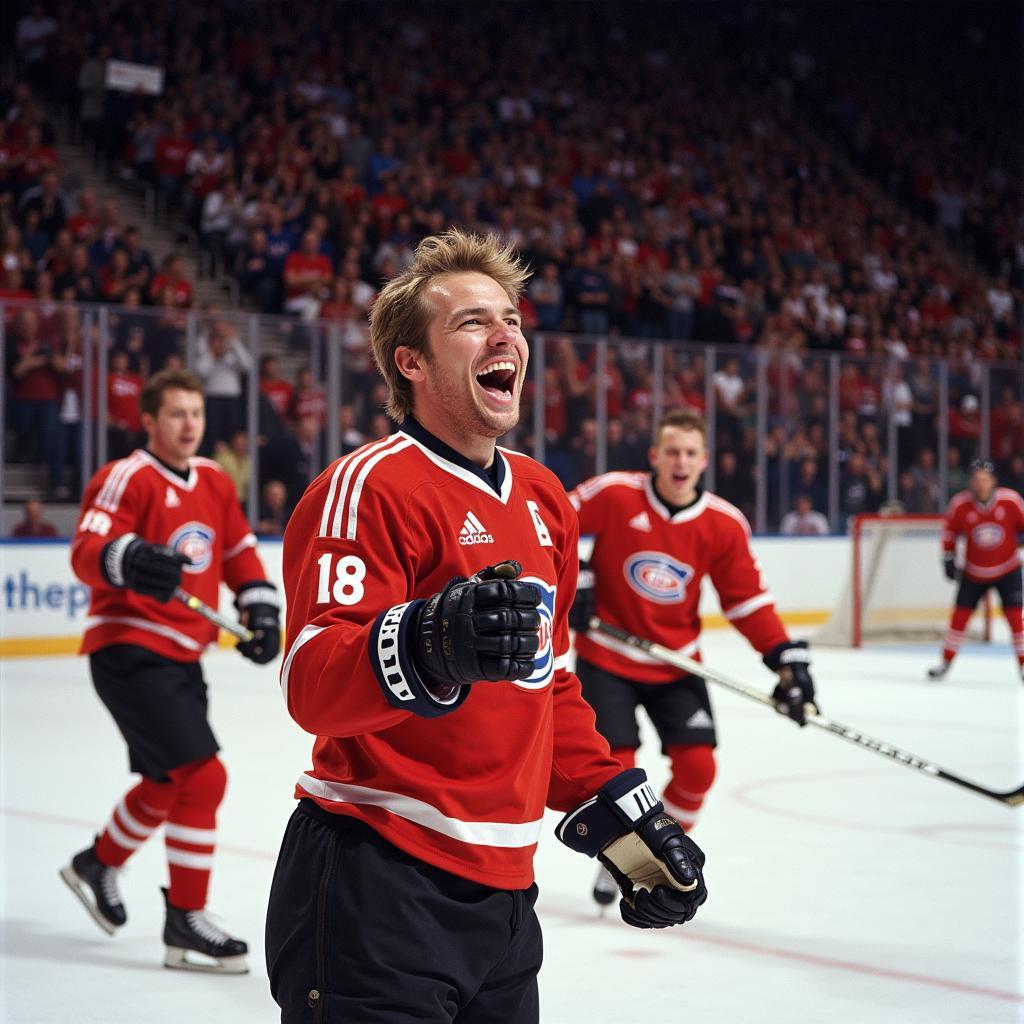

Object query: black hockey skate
[162,888,249,974]
[59,839,127,935]
[927,661,950,680]
[592,864,618,909]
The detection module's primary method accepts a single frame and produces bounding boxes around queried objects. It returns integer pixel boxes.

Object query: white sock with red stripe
[165,756,227,910]
[95,778,175,867]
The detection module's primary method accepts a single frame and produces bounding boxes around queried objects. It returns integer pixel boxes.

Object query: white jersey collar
[644,475,708,523]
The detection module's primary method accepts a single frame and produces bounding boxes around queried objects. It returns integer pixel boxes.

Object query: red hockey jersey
[942,487,1024,582]
[280,420,621,890]
[570,472,788,683]
[71,449,268,661]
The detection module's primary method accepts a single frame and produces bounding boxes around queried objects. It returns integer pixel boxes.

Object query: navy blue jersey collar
[401,417,505,496]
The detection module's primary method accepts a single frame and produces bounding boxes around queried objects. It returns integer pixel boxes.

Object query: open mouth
[475,360,517,404]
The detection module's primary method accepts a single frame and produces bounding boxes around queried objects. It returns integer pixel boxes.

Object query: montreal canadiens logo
[168,521,215,573]
[624,551,693,604]
[514,577,556,692]
[970,523,1004,549]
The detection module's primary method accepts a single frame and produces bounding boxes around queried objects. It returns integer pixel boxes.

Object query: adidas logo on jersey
[629,511,651,532]
[459,510,494,545]
[165,486,181,508]
[686,708,713,730]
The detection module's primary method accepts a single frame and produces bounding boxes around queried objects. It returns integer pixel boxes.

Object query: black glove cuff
[555,768,659,858]
[763,639,811,672]
[235,580,280,613]
[369,600,471,718]
[101,533,139,588]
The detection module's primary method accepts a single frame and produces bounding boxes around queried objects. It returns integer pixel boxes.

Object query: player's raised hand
[101,535,192,603]
[414,560,541,687]
[556,768,707,929]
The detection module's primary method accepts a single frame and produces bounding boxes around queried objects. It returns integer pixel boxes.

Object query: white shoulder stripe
[326,435,406,539]
[997,487,1024,512]
[706,494,753,536]
[318,436,398,537]
[96,453,146,512]
[574,472,646,503]
[345,438,415,540]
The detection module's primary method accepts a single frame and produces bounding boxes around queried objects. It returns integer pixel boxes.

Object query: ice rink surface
[2,632,1021,1023]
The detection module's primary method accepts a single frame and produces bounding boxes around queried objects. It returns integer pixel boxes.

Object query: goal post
[815,513,991,647]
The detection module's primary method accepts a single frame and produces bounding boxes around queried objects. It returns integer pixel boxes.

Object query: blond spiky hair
[369,229,530,422]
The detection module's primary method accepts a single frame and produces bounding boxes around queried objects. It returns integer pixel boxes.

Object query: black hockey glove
[556,768,707,929]
[764,640,818,726]
[414,560,541,688]
[235,583,281,665]
[568,562,596,634]
[943,553,957,582]
[101,534,191,603]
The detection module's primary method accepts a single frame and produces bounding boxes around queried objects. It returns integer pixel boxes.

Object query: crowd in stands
[4,0,1022,529]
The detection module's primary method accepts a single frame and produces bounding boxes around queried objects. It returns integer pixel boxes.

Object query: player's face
[142,387,205,469]
[409,271,528,464]
[649,426,708,506]
[970,468,996,503]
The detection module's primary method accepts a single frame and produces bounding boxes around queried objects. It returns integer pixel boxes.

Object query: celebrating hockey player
[569,407,817,905]
[928,457,1024,681]
[266,230,707,1022]
[61,368,280,974]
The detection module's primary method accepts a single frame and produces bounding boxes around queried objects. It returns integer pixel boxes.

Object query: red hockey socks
[663,744,717,830]
[610,747,637,770]
[1005,606,1024,667]
[941,606,973,663]
[164,756,227,911]
[95,777,176,867]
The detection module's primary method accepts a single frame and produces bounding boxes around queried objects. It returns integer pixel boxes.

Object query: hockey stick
[590,618,1024,808]
[174,587,254,643]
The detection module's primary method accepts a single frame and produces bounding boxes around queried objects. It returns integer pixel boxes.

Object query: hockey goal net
[814,514,991,647]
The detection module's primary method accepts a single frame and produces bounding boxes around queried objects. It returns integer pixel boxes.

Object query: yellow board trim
[0,630,242,659]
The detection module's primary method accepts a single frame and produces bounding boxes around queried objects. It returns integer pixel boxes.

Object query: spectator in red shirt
[283,230,332,321]
[106,349,143,457]
[99,249,132,303]
[147,253,193,307]
[260,354,293,423]
[949,394,983,462]
[11,497,58,537]
[6,306,61,492]
[335,163,367,217]
[154,117,192,205]
[15,124,58,188]
[67,189,101,241]
[287,367,326,428]
[370,178,409,233]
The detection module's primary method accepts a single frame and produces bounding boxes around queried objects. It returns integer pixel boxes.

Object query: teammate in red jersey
[60,368,280,974]
[928,458,1024,681]
[569,407,817,905]
[266,231,707,1023]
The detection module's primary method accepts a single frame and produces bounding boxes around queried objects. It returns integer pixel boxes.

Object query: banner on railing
[1,538,845,658]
